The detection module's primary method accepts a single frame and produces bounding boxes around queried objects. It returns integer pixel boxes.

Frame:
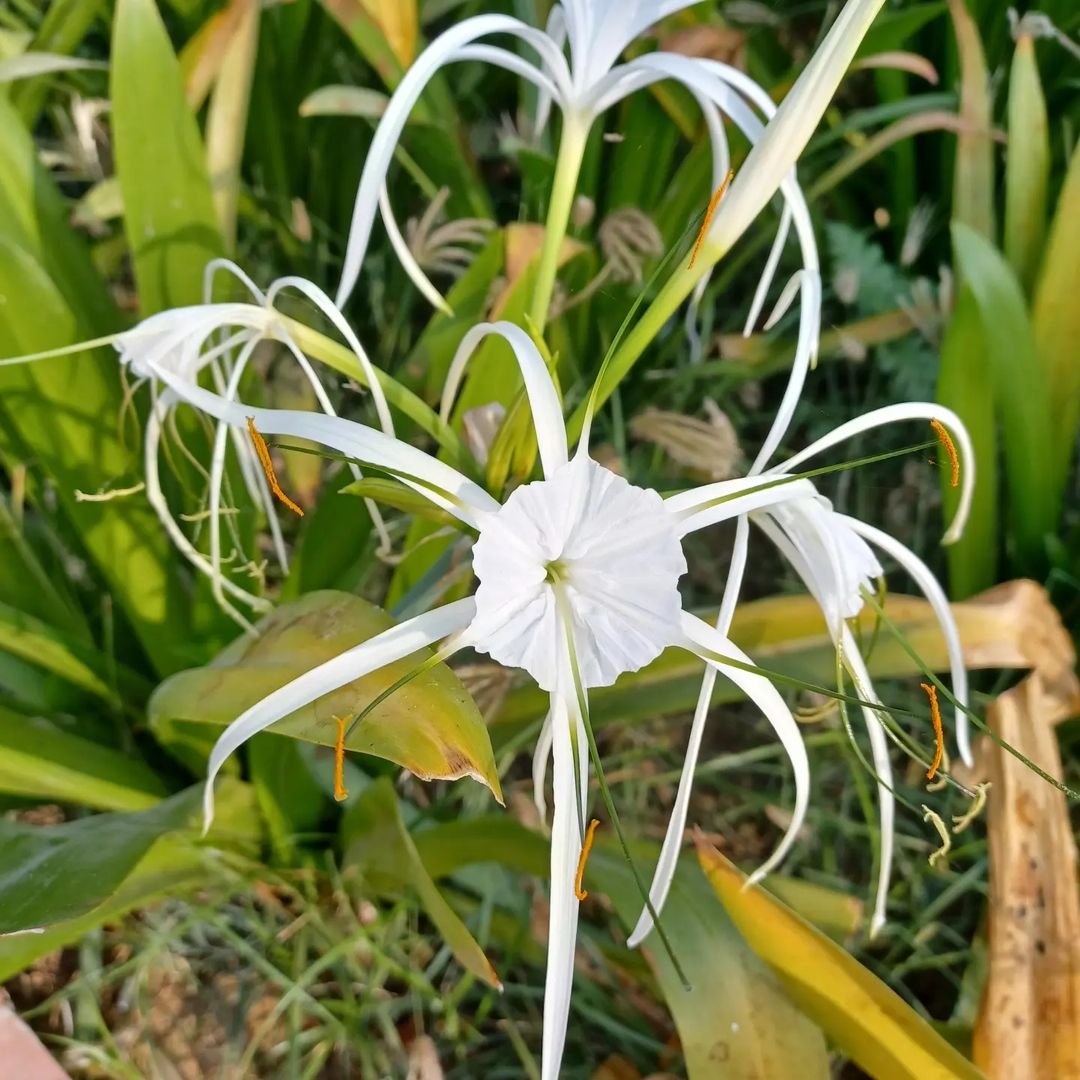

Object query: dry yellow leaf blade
[696,836,985,1080]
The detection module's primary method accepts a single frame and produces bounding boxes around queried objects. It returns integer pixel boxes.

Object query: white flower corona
[471,456,687,691]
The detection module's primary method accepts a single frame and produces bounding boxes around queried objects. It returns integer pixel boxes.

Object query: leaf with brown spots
[973,594,1080,1078]
[149,591,502,802]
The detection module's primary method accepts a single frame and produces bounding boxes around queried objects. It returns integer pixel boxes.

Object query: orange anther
[921,683,944,781]
[574,819,601,901]
[333,715,349,802]
[247,416,304,516]
[930,419,960,489]
[689,170,734,270]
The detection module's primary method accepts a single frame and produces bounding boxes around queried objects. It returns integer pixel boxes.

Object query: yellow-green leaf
[696,838,986,1080]
[1004,32,1049,293]
[149,591,502,800]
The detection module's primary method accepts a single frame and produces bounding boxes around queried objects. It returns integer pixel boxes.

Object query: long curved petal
[753,512,894,933]
[147,365,500,527]
[202,598,477,828]
[842,515,972,766]
[542,689,586,1080]
[442,321,568,478]
[667,475,818,536]
[770,403,975,544]
[533,708,554,823]
[679,612,811,886]
[627,515,750,947]
[586,51,822,471]
[335,14,572,307]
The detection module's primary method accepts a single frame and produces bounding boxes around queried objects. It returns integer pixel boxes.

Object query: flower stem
[529,115,590,329]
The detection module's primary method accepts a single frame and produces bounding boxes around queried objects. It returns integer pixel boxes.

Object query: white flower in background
[137,317,829,1080]
[1,260,393,632]
[332,0,824,346]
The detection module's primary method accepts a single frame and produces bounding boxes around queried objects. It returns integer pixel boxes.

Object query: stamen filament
[574,819,601,901]
[921,682,945,781]
[333,715,349,802]
[246,417,304,517]
[929,418,960,488]
[689,170,734,270]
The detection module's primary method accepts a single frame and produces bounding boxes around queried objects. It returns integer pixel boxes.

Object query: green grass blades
[149,590,502,800]
[341,777,502,990]
[696,839,985,1080]
[112,0,223,313]
[0,242,194,675]
[950,222,1057,575]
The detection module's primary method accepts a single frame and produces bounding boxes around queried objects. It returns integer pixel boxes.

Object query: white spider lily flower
[1,260,393,631]
[333,0,824,334]
[630,378,978,945]
[144,319,820,1080]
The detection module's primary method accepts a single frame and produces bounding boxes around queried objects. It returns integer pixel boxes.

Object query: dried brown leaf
[973,588,1080,1078]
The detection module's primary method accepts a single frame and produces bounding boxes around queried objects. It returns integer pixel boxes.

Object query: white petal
[541,690,586,1080]
[841,516,972,766]
[679,611,811,886]
[378,183,453,317]
[560,0,705,90]
[533,709,554,823]
[627,515,750,947]
[335,15,572,307]
[203,598,477,829]
[839,626,895,938]
[265,276,394,436]
[203,257,267,304]
[770,402,975,544]
[667,474,818,536]
[146,364,499,528]
[442,321,568,478]
[142,406,266,625]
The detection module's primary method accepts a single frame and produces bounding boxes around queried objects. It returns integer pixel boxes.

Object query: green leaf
[0,96,115,329]
[112,0,223,313]
[0,785,200,934]
[0,704,166,812]
[1032,138,1080,495]
[149,590,502,800]
[342,777,501,988]
[597,849,830,1080]
[0,779,259,981]
[697,840,985,1080]
[0,242,194,674]
[248,735,326,862]
[340,476,456,526]
[947,0,995,242]
[0,52,105,83]
[299,85,389,119]
[1004,33,1049,294]
[937,287,998,598]
[0,599,146,704]
[951,222,1056,571]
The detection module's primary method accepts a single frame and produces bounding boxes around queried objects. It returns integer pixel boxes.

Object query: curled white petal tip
[868,911,887,939]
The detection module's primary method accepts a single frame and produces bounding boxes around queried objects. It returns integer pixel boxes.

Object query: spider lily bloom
[333,0,823,334]
[0,260,393,631]
[141,319,823,1080]
[629,396,977,945]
